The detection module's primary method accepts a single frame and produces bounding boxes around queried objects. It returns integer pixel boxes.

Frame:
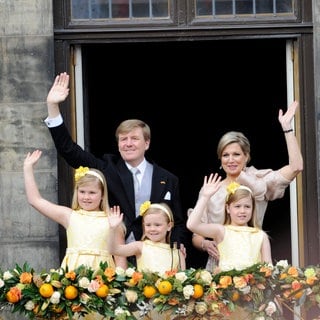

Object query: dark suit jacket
[49,123,187,245]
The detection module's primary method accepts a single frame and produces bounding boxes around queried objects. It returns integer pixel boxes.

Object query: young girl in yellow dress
[187,173,273,319]
[107,201,186,274]
[187,173,272,272]
[24,150,127,319]
[24,149,127,271]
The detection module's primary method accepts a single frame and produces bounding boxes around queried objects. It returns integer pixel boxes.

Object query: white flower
[45,274,51,282]
[115,306,129,315]
[195,301,208,315]
[0,279,4,288]
[3,271,13,280]
[199,270,212,285]
[265,301,277,316]
[24,300,35,311]
[183,284,194,299]
[79,277,90,288]
[175,271,188,283]
[239,285,251,294]
[50,291,61,304]
[80,292,90,304]
[125,267,135,277]
[276,260,288,268]
[88,279,100,292]
[306,287,313,296]
[58,268,64,275]
[125,289,138,303]
[116,266,126,276]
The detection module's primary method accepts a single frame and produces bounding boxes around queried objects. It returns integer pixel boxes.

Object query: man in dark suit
[44,72,188,263]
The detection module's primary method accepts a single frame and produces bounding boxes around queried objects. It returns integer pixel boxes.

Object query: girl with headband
[23,150,127,272]
[107,201,186,274]
[187,173,272,272]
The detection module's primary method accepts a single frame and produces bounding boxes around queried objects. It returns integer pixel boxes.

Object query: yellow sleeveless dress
[218,225,264,272]
[60,209,114,320]
[137,239,182,274]
[218,225,264,320]
[135,240,182,320]
[61,209,115,271]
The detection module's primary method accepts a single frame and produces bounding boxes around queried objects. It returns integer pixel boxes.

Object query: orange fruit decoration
[95,284,109,298]
[39,283,54,298]
[143,285,157,298]
[157,280,173,295]
[294,290,304,299]
[64,285,78,300]
[231,290,240,302]
[192,284,204,299]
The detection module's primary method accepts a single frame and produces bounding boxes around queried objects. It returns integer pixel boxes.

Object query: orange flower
[279,272,287,280]
[219,276,232,288]
[33,304,40,314]
[131,271,143,285]
[168,297,179,305]
[288,266,299,277]
[291,280,302,291]
[233,276,247,289]
[95,275,104,285]
[306,276,317,285]
[71,304,83,312]
[260,266,272,277]
[164,269,177,277]
[6,286,22,303]
[104,267,116,281]
[20,272,32,284]
[65,271,76,281]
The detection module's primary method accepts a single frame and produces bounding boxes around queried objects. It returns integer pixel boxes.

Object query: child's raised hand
[199,173,222,197]
[108,205,124,229]
[24,150,42,167]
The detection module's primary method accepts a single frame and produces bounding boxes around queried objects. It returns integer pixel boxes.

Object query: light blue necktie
[131,167,140,194]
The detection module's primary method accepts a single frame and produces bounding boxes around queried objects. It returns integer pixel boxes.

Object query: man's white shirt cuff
[44,114,63,128]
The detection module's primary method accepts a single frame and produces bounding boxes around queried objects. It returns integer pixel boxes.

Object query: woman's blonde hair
[217,131,251,163]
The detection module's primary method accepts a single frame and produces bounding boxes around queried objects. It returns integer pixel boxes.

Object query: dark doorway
[81,39,292,269]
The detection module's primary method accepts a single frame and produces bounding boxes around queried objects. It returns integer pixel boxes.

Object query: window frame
[53,0,310,31]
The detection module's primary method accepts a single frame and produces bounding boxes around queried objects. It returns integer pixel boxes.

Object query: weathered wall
[0,1,59,318]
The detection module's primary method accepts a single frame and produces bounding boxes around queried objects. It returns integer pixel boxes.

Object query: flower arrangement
[0,261,319,320]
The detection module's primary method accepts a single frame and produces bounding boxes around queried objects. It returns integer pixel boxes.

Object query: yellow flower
[140,201,151,216]
[226,182,241,197]
[74,166,89,182]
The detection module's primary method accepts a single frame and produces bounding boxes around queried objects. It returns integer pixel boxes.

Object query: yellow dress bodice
[61,209,115,271]
[137,240,181,274]
[218,225,264,271]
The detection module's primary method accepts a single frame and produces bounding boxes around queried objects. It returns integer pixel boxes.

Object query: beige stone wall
[0,2,59,318]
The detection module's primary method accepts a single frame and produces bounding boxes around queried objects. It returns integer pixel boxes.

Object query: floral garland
[0,261,319,320]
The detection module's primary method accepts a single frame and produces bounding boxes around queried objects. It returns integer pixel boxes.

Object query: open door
[72,39,302,272]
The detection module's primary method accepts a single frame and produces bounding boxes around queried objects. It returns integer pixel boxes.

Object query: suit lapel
[117,160,136,218]
[150,165,168,201]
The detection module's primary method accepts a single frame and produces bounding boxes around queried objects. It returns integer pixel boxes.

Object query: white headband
[86,170,104,184]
